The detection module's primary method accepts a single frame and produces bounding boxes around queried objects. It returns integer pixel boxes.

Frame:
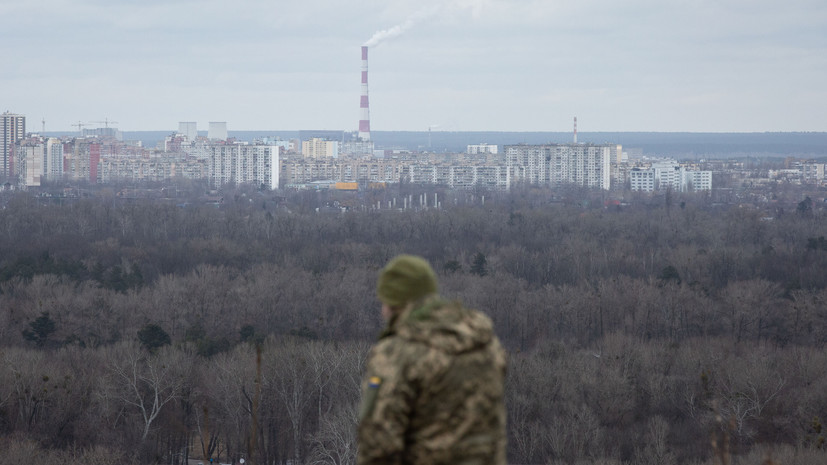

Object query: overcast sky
[3,0,826,133]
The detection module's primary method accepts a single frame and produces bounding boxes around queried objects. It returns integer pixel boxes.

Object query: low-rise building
[629,161,712,192]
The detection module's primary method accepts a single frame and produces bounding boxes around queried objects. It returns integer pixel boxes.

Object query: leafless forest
[1,183,826,465]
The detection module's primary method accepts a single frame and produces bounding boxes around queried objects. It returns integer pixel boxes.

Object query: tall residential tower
[1,112,26,179]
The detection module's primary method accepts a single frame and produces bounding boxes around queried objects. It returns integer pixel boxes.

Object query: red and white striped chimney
[359,46,371,141]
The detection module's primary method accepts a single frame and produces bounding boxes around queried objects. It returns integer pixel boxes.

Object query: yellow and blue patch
[360,376,383,420]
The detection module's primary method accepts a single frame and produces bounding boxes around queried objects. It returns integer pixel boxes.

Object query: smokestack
[573,116,578,144]
[359,46,371,141]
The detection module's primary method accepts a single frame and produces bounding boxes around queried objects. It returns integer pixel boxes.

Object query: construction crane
[90,118,119,128]
[72,121,88,135]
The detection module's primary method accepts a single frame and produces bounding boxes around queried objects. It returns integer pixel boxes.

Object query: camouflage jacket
[357,296,507,465]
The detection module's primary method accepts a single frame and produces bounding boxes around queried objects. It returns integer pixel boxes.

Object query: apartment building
[302,138,339,159]
[681,169,712,191]
[653,161,682,189]
[208,143,280,189]
[11,136,64,187]
[802,160,825,184]
[402,163,511,190]
[467,143,498,155]
[99,154,207,183]
[341,139,374,157]
[45,138,63,181]
[16,138,44,187]
[64,138,101,183]
[630,162,712,192]
[629,168,655,192]
[1,112,25,179]
[282,157,512,190]
[505,143,613,190]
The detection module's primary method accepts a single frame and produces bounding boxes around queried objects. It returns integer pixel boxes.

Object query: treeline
[1,185,827,464]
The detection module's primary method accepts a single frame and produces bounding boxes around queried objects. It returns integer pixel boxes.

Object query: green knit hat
[377,255,438,307]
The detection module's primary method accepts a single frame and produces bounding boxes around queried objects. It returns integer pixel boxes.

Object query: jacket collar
[379,294,440,340]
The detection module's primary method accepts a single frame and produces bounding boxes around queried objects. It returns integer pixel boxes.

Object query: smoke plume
[363,5,441,47]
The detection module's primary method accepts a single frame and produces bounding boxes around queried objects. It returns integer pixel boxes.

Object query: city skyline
[3,0,826,133]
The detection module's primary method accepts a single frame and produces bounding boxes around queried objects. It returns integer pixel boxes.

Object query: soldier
[357,254,507,465]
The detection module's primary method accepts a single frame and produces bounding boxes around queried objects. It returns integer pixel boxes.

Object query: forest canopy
[0,184,826,465]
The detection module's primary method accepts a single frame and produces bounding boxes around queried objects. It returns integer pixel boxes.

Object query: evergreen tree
[22,312,57,347]
[470,252,488,277]
[138,323,171,352]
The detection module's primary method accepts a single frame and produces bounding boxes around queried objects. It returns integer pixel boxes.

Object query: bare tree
[104,342,186,441]
[711,349,787,442]
[307,403,359,465]
[264,338,316,465]
[203,344,257,463]
[634,416,677,465]
[3,348,50,431]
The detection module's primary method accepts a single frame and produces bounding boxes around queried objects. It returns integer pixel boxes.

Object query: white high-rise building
[45,138,64,181]
[208,142,280,189]
[16,138,43,187]
[179,122,198,141]
[1,112,25,179]
[505,143,614,190]
[208,122,228,141]
[14,136,64,186]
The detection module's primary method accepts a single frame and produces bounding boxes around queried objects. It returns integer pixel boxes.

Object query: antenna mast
[573,116,578,144]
